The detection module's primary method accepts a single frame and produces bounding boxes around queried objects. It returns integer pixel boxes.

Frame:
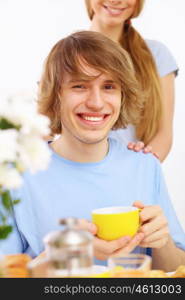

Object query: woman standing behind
[85,0,178,161]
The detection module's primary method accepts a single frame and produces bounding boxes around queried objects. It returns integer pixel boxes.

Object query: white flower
[0,129,19,163]
[0,91,51,188]
[0,92,51,137]
[0,165,22,189]
[0,91,51,239]
[20,112,51,136]
[17,135,51,173]
[0,92,35,126]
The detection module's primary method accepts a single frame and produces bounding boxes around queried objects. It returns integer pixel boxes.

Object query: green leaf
[0,225,12,240]
[12,199,20,205]
[1,190,12,211]
[0,190,21,240]
[1,215,7,224]
[0,118,15,129]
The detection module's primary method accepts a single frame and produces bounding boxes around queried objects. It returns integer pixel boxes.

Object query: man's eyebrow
[104,80,117,83]
[68,79,90,83]
[66,78,118,84]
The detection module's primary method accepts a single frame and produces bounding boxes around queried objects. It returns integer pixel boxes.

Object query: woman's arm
[146,73,175,162]
[127,72,175,162]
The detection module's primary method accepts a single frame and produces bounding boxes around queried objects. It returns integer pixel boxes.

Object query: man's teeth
[82,116,104,121]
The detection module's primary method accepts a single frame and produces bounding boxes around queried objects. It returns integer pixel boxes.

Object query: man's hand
[133,201,170,249]
[77,219,144,260]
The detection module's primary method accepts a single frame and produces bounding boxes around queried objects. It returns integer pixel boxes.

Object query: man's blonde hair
[38,31,144,135]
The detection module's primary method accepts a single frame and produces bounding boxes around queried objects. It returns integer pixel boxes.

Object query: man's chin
[77,134,108,145]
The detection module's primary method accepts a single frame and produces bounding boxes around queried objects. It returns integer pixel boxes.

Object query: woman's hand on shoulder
[127,141,159,159]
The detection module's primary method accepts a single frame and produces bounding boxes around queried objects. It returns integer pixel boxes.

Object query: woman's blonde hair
[38,31,144,135]
[85,0,162,144]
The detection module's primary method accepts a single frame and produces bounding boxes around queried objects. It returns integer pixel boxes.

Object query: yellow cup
[92,206,140,241]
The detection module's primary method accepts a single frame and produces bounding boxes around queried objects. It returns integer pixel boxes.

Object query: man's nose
[86,88,104,111]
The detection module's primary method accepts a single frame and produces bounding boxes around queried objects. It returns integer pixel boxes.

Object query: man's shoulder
[127,147,160,169]
[110,137,159,165]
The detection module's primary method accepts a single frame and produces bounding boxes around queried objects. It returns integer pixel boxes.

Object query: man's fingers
[139,205,162,223]
[140,233,169,248]
[120,233,145,253]
[139,215,168,237]
[111,233,145,257]
[140,226,169,245]
[94,235,132,256]
[93,235,132,259]
[77,219,97,235]
[133,201,145,209]
[93,233,145,260]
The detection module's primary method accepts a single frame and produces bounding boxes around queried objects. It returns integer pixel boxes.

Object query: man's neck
[50,135,109,163]
[90,18,124,43]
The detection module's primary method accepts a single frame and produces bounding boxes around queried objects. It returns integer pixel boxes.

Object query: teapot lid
[44,217,93,248]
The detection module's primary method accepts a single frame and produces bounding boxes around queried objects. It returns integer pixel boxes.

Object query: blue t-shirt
[146,39,178,77]
[0,138,184,264]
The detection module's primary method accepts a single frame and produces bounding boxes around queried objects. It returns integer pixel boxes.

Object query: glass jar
[108,254,152,278]
[43,217,94,277]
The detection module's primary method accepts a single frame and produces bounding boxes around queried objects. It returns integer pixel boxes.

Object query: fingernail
[90,224,96,233]
[133,234,144,242]
[138,233,145,239]
[121,236,131,243]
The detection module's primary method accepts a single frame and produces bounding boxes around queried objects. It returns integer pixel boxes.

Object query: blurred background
[0,0,184,229]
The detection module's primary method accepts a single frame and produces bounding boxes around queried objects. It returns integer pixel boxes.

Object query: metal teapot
[44,217,94,277]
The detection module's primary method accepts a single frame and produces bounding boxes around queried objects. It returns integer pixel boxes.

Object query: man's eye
[104,84,115,90]
[72,85,85,89]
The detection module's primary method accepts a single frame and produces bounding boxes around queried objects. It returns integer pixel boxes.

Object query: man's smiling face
[59,64,122,145]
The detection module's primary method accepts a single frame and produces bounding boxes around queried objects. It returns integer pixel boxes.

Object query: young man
[1,31,185,271]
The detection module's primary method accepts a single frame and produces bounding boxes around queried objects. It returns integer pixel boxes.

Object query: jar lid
[43,217,93,249]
